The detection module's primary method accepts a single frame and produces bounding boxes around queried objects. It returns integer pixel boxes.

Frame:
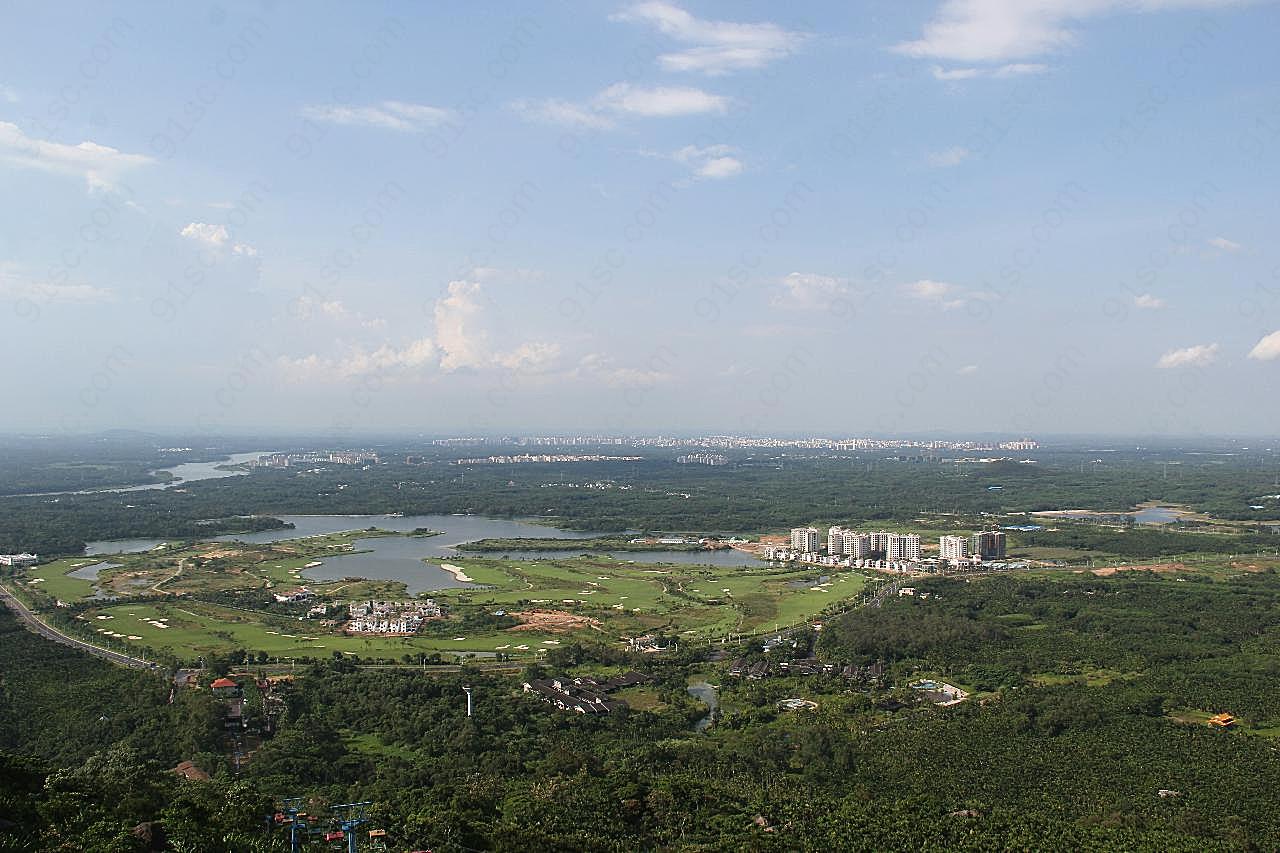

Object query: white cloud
[932,62,1048,80]
[903,279,956,301]
[1133,293,1166,309]
[493,342,561,371]
[775,272,850,309]
[299,100,453,132]
[927,146,970,167]
[280,338,439,379]
[432,280,558,372]
[179,222,258,256]
[1248,330,1280,362]
[957,364,979,375]
[900,279,957,306]
[1208,236,1242,252]
[434,280,491,371]
[611,1,806,75]
[0,261,112,305]
[901,278,994,310]
[295,295,350,319]
[0,121,151,190]
[672,143,743,179]
[574,353,671,387]
[511,83,729,130]
[596,82,730,117]
[1156,342,1219,369]
[898,1,1249,64]
[289,279,557,378]
[510,98,617,130]
[0,84,17,103]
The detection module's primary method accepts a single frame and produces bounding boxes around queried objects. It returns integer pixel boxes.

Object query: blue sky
[2,0,1278,438]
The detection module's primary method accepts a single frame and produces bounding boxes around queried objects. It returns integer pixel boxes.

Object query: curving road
[0,584,158,671]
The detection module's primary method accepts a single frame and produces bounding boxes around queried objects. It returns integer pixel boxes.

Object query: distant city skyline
[2,1,1279,435]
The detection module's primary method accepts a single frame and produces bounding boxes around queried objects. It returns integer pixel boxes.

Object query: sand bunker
[439,563,475,583]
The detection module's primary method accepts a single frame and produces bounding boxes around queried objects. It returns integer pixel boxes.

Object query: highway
[0,584,158,671]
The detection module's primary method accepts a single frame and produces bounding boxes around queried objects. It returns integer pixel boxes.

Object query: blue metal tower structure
[275,797,313,853]
[331,801,373,853]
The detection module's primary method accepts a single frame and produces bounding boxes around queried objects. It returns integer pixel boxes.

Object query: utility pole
[462,685,473,717]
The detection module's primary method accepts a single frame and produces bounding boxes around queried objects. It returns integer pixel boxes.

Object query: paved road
[0,584,157,671]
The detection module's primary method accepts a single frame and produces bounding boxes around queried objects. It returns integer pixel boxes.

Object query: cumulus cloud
[897,1,1249,64]
[279,338,439,379]
[299,100,453,132]
[1156,342,1219,369]
[1248,330,1280,362]
[1133,293,1166,309]
[432,280,488,371]
[432,279,559,372]
[1208,236,1242,252]
[672,143,743,179]
[280,280,558,379]
[927,146,970,167]
[901,278,995,311]
[511,83,729,129]
[903,279,956,301]
[610,1,806,75]
[179,222,258,256]
[0,120,151,190]
[574,353,671,387]
[774,272,851,309]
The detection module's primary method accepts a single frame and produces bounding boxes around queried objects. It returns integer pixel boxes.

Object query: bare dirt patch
[508,609,601,633]
[198,548,244,559]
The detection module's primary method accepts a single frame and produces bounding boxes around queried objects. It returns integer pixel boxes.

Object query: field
[12,528,873,662]
[15,508,1278,664]
[74,598,577,659]
[436,555,870,640]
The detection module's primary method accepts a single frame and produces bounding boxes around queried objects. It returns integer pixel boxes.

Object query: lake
[85,538,171,556]
[68,560,120,580]
[495,548,763,567]
[83,513,764,595]
[1132,505,1186,524]
[36,450,271,497]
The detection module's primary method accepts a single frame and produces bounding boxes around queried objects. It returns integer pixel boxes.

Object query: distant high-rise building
[886,533,921,561]
[791,527,820,553]
[869,532,892,554]
[826,529,874,557]
[940,535,970,563]
[971,530,1007,559]
[844,531,873,558]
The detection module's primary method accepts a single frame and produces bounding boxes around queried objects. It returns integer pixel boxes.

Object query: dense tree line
[6,579,1280,849]
[3,447,1279,556]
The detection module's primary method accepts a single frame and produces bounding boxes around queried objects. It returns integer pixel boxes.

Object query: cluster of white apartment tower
[826,527,922,561]
[787,527,921,561]
[784,526,1007,568]
[940,531,1007,562]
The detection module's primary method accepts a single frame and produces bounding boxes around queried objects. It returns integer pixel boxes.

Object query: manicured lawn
[81,599,569,660]
[22,557,104,602]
